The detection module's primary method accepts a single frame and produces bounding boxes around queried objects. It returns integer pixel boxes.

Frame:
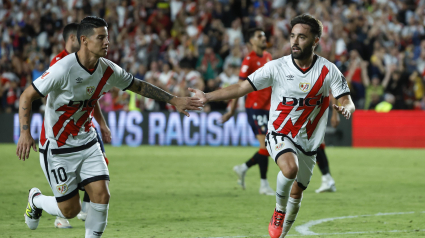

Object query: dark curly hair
[290,14,323,38]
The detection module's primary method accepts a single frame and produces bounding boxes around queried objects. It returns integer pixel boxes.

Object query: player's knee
[60,205,81,219]
[290,186,304,199]
[91,191,110,204]
[279,159,298,179]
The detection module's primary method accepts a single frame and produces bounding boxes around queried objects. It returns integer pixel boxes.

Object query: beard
[291,42,314,60]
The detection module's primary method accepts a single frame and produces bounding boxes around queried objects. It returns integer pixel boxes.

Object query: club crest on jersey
[86,86,95,96]
[299,83,311,92]
[275,142,285,151]
[56,184,68,194]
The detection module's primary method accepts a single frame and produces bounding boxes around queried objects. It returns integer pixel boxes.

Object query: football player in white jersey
[190,14,355,238]
[17,16,203,238]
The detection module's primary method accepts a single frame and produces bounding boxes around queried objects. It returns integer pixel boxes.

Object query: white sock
[241,163,248,171]
[281,197,302,236]
[85,202,109,238]
[33,195,65,218]
[275,171,295,212]
[82,201,89,213]
[260,179,269,187]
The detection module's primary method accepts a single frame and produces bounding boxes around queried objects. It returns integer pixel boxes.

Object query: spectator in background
[1,0,425,113]
[385,69,408,109]
[223,47,242,70]
[405,71,425,109]
[32,62,46,82]
[362,64,394,110]
[180,59,204,94]
[345,50,365,108]
[197,46,223,81]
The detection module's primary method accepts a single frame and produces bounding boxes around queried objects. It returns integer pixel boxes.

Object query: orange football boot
[268,209,285,238]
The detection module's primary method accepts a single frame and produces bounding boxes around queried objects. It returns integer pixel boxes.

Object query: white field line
[295,211,421,235]
[202,211,424,238]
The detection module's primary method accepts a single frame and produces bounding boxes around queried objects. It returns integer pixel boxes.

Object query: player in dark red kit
[49,23,112,228]
[222,28,274,195]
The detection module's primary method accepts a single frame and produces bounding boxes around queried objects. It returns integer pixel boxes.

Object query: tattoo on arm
[136,80,174,102]
[22,107,27,110]
[23,125,28,130]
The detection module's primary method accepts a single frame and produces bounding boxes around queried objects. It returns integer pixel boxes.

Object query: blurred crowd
[1,0,425,114]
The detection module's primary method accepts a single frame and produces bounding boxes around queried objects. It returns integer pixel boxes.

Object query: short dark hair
[290,14,323,38]
[246,27,264,44]
[63,23,79,43]
[77,16,108,44]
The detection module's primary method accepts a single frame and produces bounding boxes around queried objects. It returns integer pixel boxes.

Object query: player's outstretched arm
[16,85,42,161]
[128,78,204,117]
[334,95,355,120]
[189,80,254,104]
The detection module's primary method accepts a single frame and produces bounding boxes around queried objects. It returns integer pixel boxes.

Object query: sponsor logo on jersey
[275,142,284,151]
[41,72,50,79]
[286,75,294,80]
[75,77,83,83]
[241,65,249,73]
[257,61,261,66]
[56,184,68,194]
[281,96,324,107]
[299,83,311,92]
[86,86,95,96]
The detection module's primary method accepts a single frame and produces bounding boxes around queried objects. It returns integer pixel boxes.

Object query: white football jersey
[248,55,350,153]
[33,53,134,149]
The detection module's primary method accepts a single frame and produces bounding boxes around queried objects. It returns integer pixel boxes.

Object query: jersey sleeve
[246,61,275,91]
[239,57,251,80]
[107,61,135,91]
[330,64,351,99]
[32,64,66,97]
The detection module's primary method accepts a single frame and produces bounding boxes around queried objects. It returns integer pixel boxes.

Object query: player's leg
[266,134,298,238]
[281,151,316,237]
[26,143,82,230]
[233,109,269,190]
[280,183,303,237]
[79,143,110,238]
[257,133,275,195]
[315,143,336,193]
[84,180,110,238]
[78,128,109,221]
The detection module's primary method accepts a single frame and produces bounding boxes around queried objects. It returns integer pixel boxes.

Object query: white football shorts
[39,138,109,202]
[265,132,316,190]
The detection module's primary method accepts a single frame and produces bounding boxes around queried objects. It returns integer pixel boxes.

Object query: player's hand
[330,112,340,128]
[333,104,351,119]
[221,111,234,123]
[170,96,204,117]
[188,88,208,104]
[16,133,37,161]
[100,125,112,143]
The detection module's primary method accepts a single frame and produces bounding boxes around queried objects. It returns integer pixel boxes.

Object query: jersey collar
[75,53,100,75]
[291,54,318,74]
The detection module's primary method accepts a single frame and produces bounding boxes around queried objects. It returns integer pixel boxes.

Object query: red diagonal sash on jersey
[53,66,114,147]
[273,66,329,140]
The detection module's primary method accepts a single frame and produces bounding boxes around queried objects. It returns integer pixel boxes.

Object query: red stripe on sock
[258,148,269,156]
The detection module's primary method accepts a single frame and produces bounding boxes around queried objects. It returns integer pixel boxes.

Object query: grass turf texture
[1,144,424,238]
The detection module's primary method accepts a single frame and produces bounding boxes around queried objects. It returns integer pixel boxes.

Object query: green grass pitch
[1,144,424,238]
